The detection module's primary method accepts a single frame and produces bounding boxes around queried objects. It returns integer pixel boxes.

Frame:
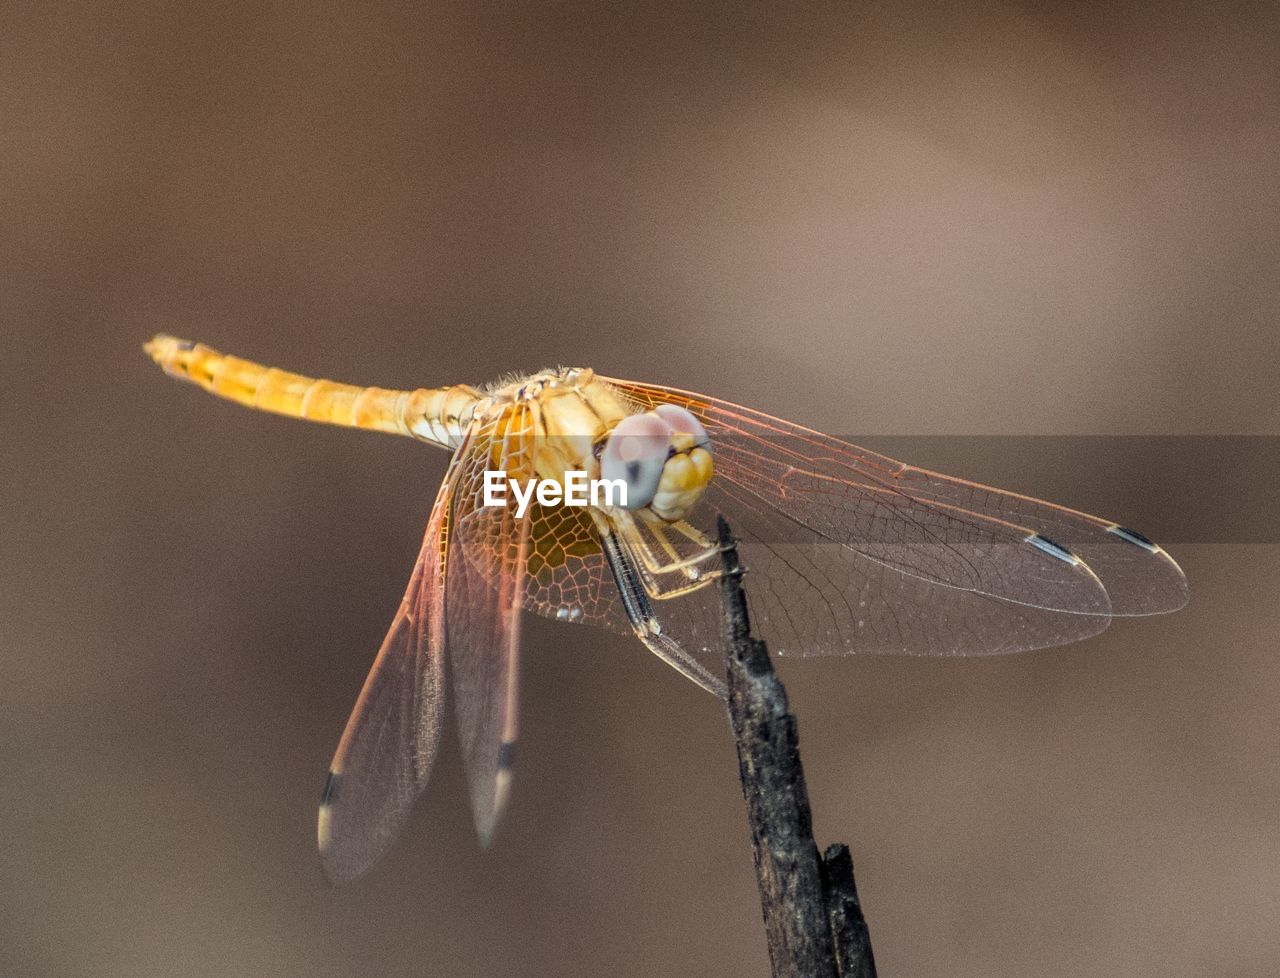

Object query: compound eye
[653,404,709,448]
[600,412,672,510]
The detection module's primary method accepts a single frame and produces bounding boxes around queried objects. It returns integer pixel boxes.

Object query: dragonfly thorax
[494,368,715,523]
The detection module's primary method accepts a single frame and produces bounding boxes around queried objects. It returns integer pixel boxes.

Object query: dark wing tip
[316,771,345,881]
[1026,533,1081,566]
[497,740,516,772]
[469,742,517,851]
[316,771,373,885]
[319,770,338,806]
[1098,524,1190,616]
[1108,525,1159,553]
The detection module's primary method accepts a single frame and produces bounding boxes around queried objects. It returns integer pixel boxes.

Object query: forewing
[445,405,535,845]
[317,442,466,882]
[602,377,1183,658]
[608,379,1185,616]
[698,480,1112,657]
[889,465,1187,615]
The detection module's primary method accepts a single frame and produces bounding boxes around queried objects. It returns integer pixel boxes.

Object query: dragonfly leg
[668,519,717,550]
[622,528,721,600]
[593,516,727,698]
[616,513,723,587]
[645,523,714,577]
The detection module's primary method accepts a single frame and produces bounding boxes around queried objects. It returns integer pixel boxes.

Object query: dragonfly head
[598,404,713,521]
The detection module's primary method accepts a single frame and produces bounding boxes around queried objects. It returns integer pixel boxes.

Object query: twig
[717,515,877,978]
[822,844,877,978]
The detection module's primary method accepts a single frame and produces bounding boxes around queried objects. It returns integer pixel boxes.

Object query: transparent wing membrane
[697,483,1112,657]
[518,502,630,633]
[892,466,1187,615]
[602,377,1187,659]
[446,405,535,845]
[317,452,463,882]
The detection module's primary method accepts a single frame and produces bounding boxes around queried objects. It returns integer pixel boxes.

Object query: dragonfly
[144,335,1187,881]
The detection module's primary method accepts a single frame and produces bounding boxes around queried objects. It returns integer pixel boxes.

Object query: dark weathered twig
[822,844,877,978]
[717,516,877,978]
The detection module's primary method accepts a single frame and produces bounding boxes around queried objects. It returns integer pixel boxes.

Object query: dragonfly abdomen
[144,335,480,449]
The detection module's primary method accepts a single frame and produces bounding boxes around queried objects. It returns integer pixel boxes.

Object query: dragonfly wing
[519,501,630,634]
[694,480,1112,657]
[890,464,1187,616]
[606,379,1185,617]
[317,440,468,882]
[602,378,1183,658]
[445,405,535,845]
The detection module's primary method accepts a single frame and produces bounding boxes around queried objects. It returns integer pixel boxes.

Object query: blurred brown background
[3,1,1278,975]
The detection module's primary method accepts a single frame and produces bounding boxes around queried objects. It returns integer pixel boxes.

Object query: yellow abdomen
[144,335,481,449]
